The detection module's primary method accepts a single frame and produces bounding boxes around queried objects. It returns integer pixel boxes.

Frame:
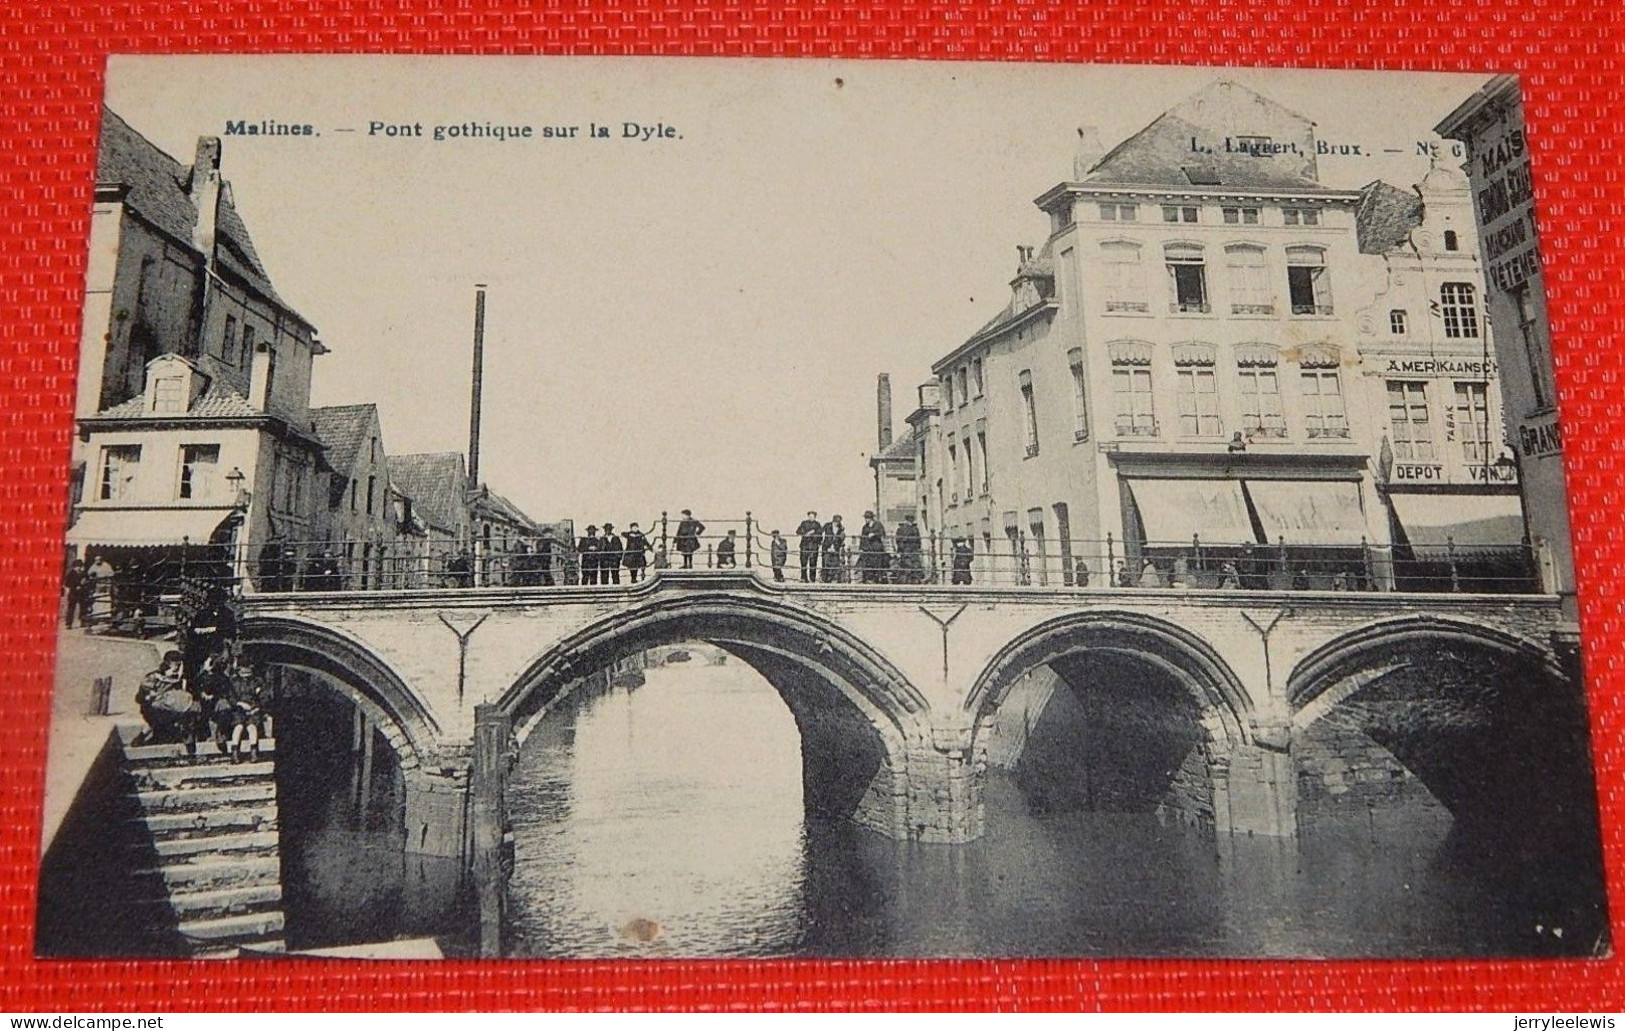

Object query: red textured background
[1,0,1622,1012]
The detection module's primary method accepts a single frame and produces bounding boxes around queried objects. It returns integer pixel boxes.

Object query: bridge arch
[497,593,931,836]
[964,609,1253,745]
[1285,613,1581,828]
[237,614,440,773]
[961,610,1256,831]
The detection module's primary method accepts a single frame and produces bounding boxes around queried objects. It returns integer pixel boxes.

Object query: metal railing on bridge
[61,515,1546,638]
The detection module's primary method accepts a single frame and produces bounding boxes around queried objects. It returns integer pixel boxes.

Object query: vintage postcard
[37,56,1607,960]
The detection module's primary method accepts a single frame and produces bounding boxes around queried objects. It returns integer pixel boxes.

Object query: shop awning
[1124,478,1255,547]
[1244,480,1369,547]
[1389,492,1526,552]
[66,507,236,549]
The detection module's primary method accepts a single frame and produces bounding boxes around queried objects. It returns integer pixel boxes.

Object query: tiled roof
[471,488,542,533]
[93,381,262,420]
[97,108,306,323]
[1355,180,1424,255]
[310,404,377,475]
[873,424,921,464]
[388,452,468,535]
[1082,81,1324,192]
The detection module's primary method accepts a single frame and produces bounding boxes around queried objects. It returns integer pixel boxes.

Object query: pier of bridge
[234,570,1586,858]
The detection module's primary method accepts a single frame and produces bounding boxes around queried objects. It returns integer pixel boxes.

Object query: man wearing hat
[599,523,624,584]
[577,525,601,585]
[858,511,889,583]
[795,511,823,583]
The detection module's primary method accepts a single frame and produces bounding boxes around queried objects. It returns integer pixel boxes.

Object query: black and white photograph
[37,56,1608,960]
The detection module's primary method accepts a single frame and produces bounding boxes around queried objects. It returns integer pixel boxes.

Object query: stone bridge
[235,571,1588,858]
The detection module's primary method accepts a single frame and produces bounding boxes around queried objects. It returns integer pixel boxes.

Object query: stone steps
[116,729,287,958]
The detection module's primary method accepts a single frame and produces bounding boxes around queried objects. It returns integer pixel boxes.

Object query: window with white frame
[1068,347,1089,441]
[957,367,970,407]
[98,445,140,501]
[1440,281,1480,339]
[942,374,955,411]
[1387,380,1435,461]
[1282,208,1321,226]
[1453,381,1492,465]
[1098,203,1138,221]
[1019,369,1040,457]
[962,434,976,500]
[1390,309,1409,335]
[972,357,985,397]
[152,376,185,414]
[1162,205,1199,224]
[1225,245,1272,314]
[1300,350,1349,438]
[1235,344,1286,438]
[1222,206,1261,225]
[947,442,961,501]
[1109,341,1156,436]
[1100,241,1147,312]
[178,444,219,500]
[1173,343,1221,437]
[1164,244,1209,313]
[1286,245,1333,315]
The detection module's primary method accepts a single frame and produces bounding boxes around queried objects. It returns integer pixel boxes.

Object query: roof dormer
[143,353,209,415]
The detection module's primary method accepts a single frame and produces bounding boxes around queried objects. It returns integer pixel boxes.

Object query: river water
[276,651,1606,957]
[498,652,1607,959]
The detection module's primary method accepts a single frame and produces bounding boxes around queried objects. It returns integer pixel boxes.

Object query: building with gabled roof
[912,79,1524,593]
[69,108,329,591]
[310,403,399,589]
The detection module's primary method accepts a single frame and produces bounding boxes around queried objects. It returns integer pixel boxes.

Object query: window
[1028,510,1049,586]
[1453,381,1492,465]
[1514,285,1555,409]
[1101,242,1147,312]
[152,375,185,413]
[261,344,276,404]
[1440,281,1480,338]
[957,367,969,407]
[972,358,985,397]
[1165,244,1209,313]
[1222,206,1261,225]
[216,315,236,361]
[1068,347,1089,441]
[1098,203,1137,221]
[177,444,218,500]
[941,374,954,411]
[1390,309,1409,335]
[1019,370,1040,457]
[1301,368,1349,438]
[1283,208,1321,226]
[1109,343,1156,436]
[242,324,256,362]
[976,431,989,494]
[1286,245,1333,315]
[955,432,968,497]
[1444,230,1459,252]
[366,474,376,515]
[1236,345,1286,438]
[1387,380,1435,460]
[1225,245,1272,314]
[98,445,140,501]
[947,443,960,501]
[1173,344,1220,437]
[349,479,358,513]
[1162,205,1199,224]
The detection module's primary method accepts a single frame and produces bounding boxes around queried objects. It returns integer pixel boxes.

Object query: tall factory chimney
[468,284,487,487]
[877,373,893,449]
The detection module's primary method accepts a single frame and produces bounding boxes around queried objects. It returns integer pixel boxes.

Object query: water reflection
[502,650,1605,959]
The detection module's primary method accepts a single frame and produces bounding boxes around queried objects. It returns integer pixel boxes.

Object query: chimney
[877,373,893,449]
[468,284,487,488]
[1073,125,1104,179]
[189,137,223,261]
